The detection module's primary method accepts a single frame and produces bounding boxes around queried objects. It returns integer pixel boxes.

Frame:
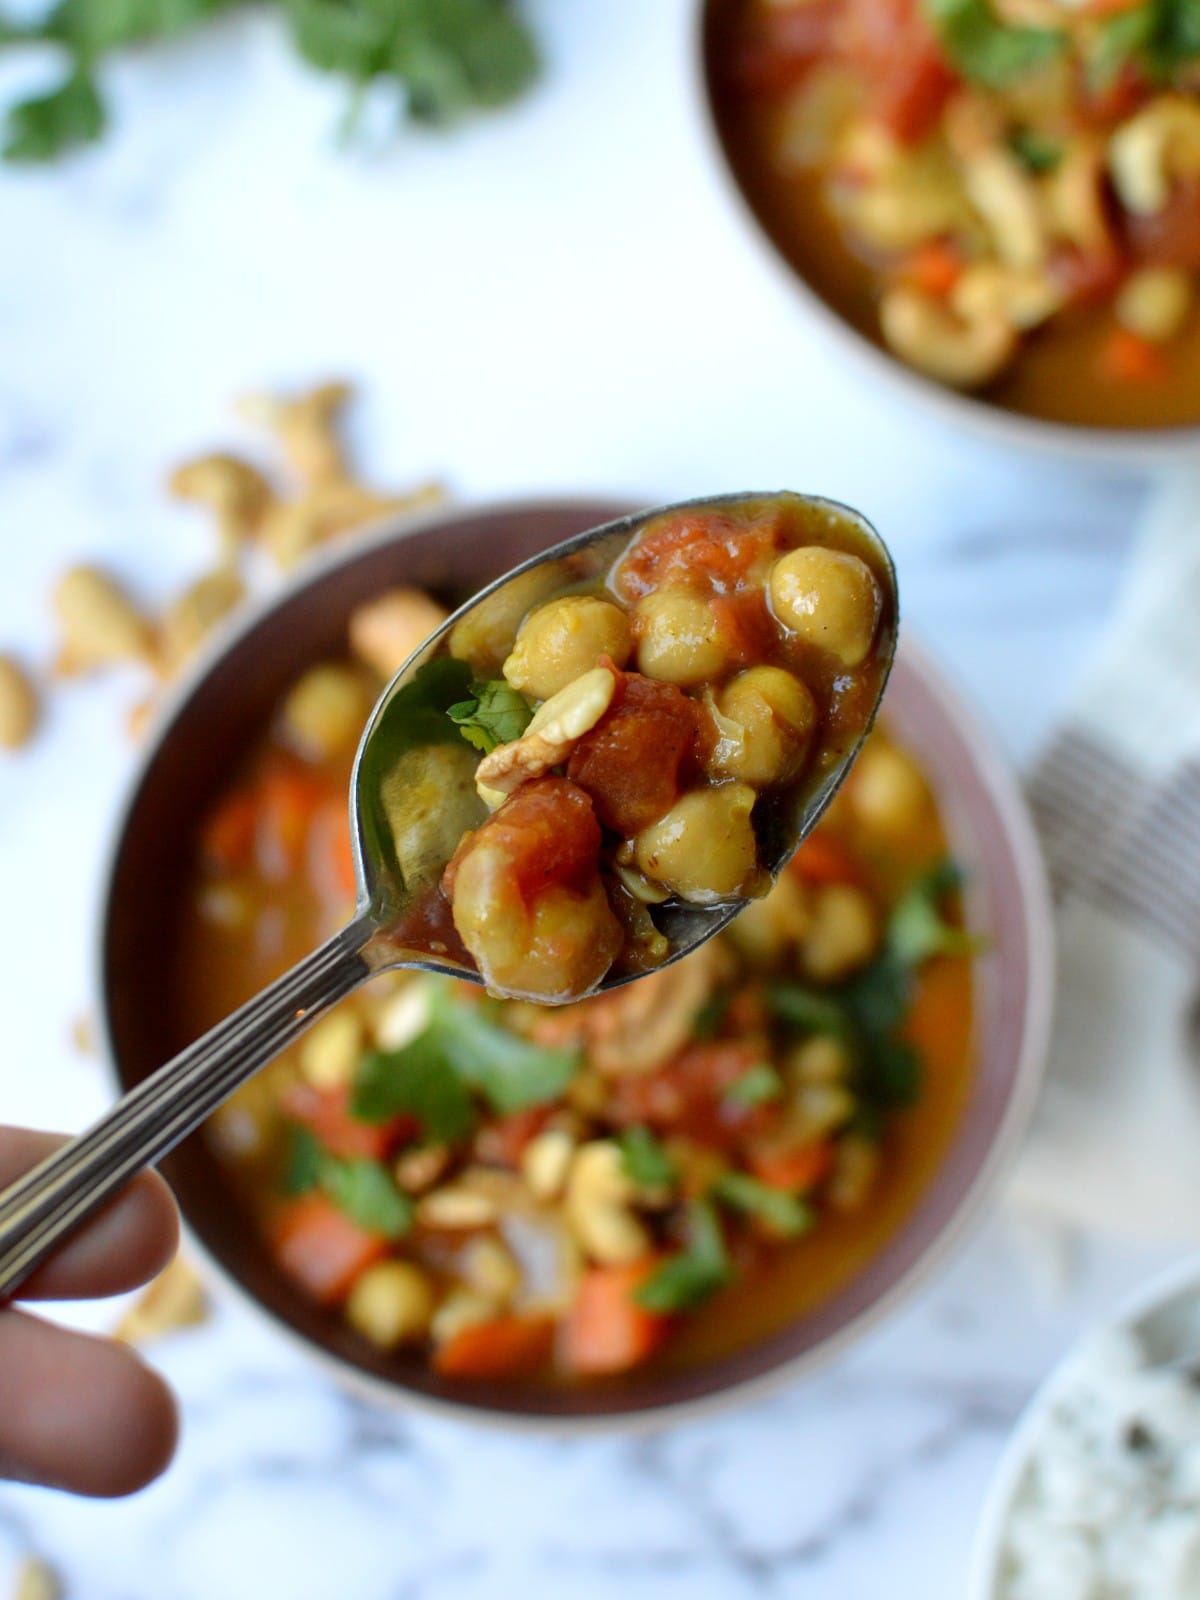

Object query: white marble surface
[0,1,1188,1594]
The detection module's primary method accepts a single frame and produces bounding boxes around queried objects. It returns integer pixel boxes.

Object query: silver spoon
[0,492,896,1298]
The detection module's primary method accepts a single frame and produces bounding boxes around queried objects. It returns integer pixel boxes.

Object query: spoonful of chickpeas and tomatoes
[0,492,896,1297]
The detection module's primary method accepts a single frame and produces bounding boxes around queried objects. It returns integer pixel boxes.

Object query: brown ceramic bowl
[694,2,1200,463]
[100,498,1053,1427]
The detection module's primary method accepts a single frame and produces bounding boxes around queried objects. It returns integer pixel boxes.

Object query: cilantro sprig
[922,0,1067,88]
[0,0,539,164]
[447,679,534,755]
[284,1126,413,1238]
[635,1200,732,1315]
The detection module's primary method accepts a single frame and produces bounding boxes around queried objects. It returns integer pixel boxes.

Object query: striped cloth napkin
[1009,465,1200,1246]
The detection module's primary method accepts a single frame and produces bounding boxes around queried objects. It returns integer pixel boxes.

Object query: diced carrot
[200,788,259,874]
[560,1262,668,1377]
[749,1139,834,1193]
[309,796,358,901]
[433,1314,555,1381]
[281,1081,402,1163]
[902,241,962,299]
[269,1193,387,1306]
[789,831,860,887]
[256,767,329,880]
[1100,327,1167,384]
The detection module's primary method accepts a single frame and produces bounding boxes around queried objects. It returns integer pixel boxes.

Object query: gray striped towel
[1010,466,1200,1243]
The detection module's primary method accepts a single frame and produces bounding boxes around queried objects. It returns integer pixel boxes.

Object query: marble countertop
[0,1,1187,1594]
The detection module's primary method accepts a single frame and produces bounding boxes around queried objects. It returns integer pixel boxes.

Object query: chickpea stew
[175,582,976,1387]
[360,493,896,1006]
[706,0,1200,430]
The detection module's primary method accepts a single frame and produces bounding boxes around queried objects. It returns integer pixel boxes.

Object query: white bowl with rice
[971,1255,1200,1600]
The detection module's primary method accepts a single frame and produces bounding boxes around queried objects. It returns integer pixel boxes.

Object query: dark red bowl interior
[102,498,1048,1421]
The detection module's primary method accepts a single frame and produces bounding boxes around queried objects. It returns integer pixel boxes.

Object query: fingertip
[84,1347,180,1498]
[21,1166,181,1302]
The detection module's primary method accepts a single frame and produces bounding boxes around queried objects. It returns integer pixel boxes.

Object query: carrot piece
[256,767,328,879]
[281,1081,400,1163]
[270,1194,387,1306]
[1100,327,1167,384]
[433,1314,556,1381]
[749,1140,834,1193]
[789,831,860,887]
[200,788,259,873]
[560,1262,668,1377]
[902,241,962,299]
[310,797,358,900]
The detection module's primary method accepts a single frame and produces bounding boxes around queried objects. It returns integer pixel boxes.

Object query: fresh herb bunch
[0,0,539,163]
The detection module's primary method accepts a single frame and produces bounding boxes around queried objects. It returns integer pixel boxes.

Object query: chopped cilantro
[447,679,534,755]
[1009,128,1063,174]
[724,1062,784,1109]
[282,1124,324,1197]
[691,990,732,1041]
[618,1126,677,1191]
[923,0,1067,87]
[280,1126,412,1238]
[714,1173,813,1239]
[887,860,978,968]
[635,1200,731,1314]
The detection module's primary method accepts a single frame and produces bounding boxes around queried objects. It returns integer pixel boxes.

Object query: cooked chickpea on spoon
[0,493,897,1299]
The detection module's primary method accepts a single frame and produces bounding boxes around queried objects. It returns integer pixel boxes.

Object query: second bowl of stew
[700,0,1200,452]
[101,498,1052,1424]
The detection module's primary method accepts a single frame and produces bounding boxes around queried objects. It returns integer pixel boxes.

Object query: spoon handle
[0,916,376,1300]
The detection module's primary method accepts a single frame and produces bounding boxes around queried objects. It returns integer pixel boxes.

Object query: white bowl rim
[96,495,1056,1435]
[688,2,1200,465]
[968,1247,1200,1599]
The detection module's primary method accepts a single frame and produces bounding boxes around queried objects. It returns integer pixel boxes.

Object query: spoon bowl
[0,491,896,1298]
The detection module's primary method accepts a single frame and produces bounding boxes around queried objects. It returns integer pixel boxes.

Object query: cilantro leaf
[714,1173,813,1239]
[431,994,578,1115]
[636,1200,732,1314]
[887,860,977,968]
[3,70,104,163]
[389,0,538,123]
[923,0,1067,87]
[765,982,850,1039]
[691,990,731,1040]
[40,0,240,55]
[321,1156,413,1238]
[618,1126,677,1190]
[447,679,533,755]
[352,1034,476,1143]
[282,1125,324,1196]
[1009,128,1063,174]
[723,1062,784,1109]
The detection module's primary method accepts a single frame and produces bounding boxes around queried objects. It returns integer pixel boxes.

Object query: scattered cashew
[474,665,615,802]
[159,567,245,676]
[12,1559,61,1600]
[564,1141,650,1266]
[168,453,274,556]
[52,565,154,675]
[1110,96,1200,216]
[260,479,443,570]
[237,380,354,486]
[349,587,450,680]
[115,1256,209,1345]
[0,655,38,750]
[880,285,1018,389]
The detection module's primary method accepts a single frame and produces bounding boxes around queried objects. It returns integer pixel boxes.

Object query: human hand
[0,1126,180,1497]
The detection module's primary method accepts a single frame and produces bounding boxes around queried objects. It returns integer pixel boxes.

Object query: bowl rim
[690,0,1200,465]
[97,496,1055,1433]
[967,1247,1200,1599]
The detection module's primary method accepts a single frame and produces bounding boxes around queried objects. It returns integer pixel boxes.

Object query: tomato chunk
[842,0,955,145]
[614,509,782,600]
[200,788,259,874]
[1127,180,1200,272]
[281,1081,406,1163]
[567,671,704,834]
[270,1194,387,1306]
[748,1138,834,1194]
[560,1262,668,1376]
[789,830,861,887]
[608,1040,775,1149]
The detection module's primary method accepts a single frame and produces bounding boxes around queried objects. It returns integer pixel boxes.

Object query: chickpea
[633,592,735,687]
[849,740,930,838]
[503,596,632,700]
[710,666,816,786]
[633,783,758,903]
[803,883,878,982]
[281,663,372,761]
[769,547,882,668]
[298,1008,364,1091]
[448,566,560,676]
[345,1261,435,1350]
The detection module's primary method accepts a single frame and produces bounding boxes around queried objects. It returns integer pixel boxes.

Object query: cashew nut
[1041,135,1113,256]
[418,1185,499,1230]
[951,262,1063,330]
[349,587,450,681]
[159,567,245,676]
[564,1141,650,1266]
[521,1128,576,1201]
[52,565,154,675]
[1110,96,1200,216]
[474,665,615,802]
[0,654,38,750]
[168,453,274,556]
[1115,267,1194,342]
[836,121,977,252]
[880,285,1018,389]
[237,380,354,486]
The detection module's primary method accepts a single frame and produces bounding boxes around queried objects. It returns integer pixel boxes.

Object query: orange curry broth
[705,0,1200,431]
[169,703,974,1381]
